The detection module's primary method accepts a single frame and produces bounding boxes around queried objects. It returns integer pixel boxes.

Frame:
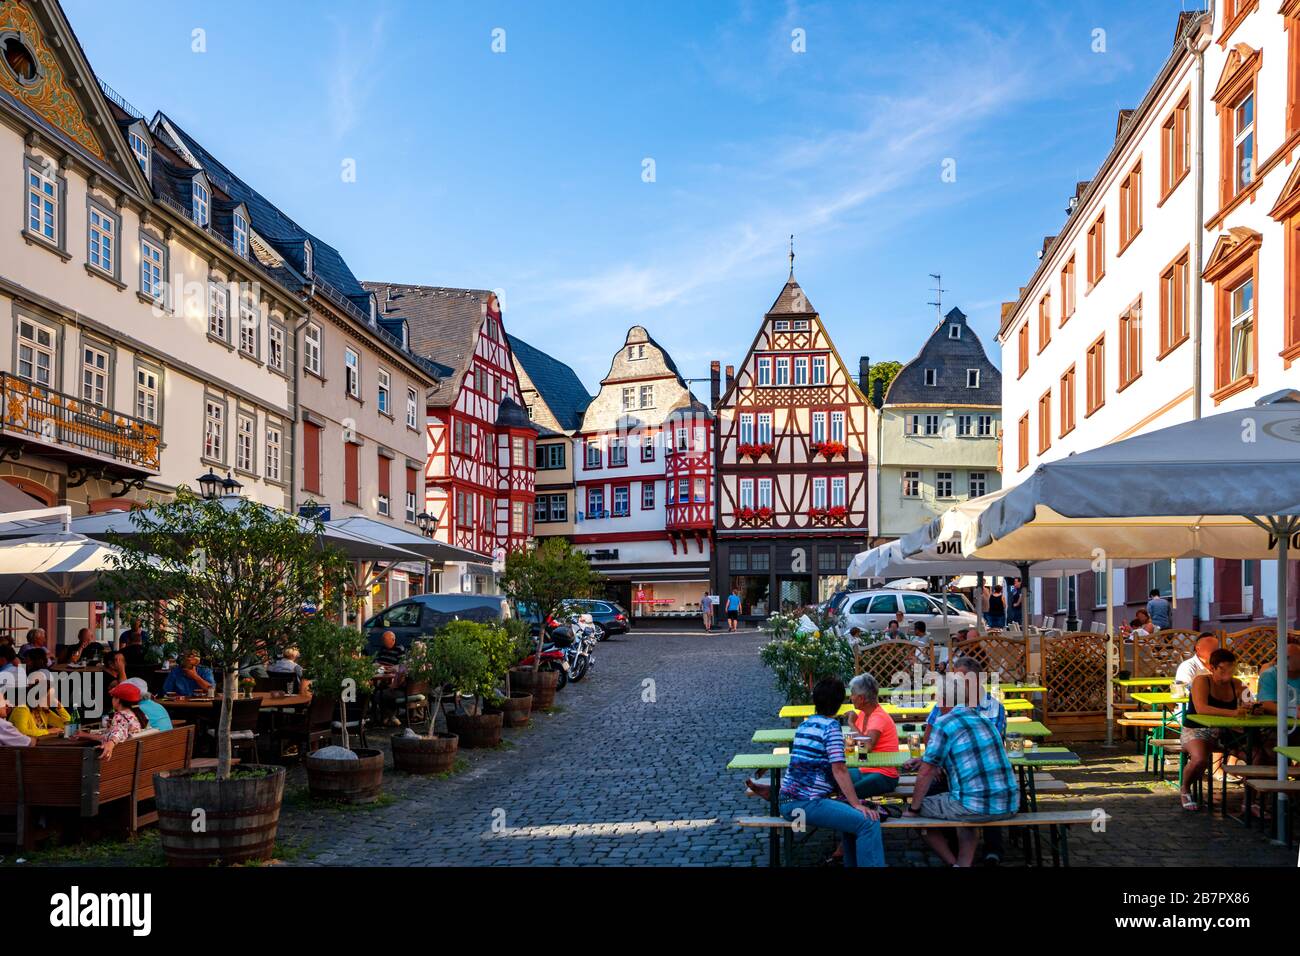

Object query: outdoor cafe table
[158,691,311,711]
[1130,691,1188,728]
[1114,676,1175,689]
[1277,745,1300,762]
[752,719,1055,746]
[779,697,1033,722]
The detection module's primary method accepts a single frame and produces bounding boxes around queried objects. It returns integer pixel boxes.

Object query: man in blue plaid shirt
[903,670,1019,866]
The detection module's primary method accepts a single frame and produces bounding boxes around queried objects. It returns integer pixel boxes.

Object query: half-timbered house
[712,268,876,616]
[364,283,536,593]
[573,326,714,619]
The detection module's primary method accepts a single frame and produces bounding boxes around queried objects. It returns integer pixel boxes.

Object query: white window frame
[192,179,209,227]
[80,344,109,407]
[811,411,826,444]
[304,324,322,375]
[268,323,285,372]
[957,414,972,436]
[128,130,150,175]
[969,471,986,498]
[830,410,845,443]
[233,211,248,257]
[739,413,754,445]
[377,368,391,415]
[1229,276,1254,381]
[812,477,828,509]
[757,413,773,444]
[1233,91,1255,194]
[924,368,937,386]
[17,318,55,387]
[811,355,827,385]
[238,292,258,356]
[266,424,282,482]
[775,357,790,386]
[27,163,58,243]
[967,369,980,388]
[757,357,771,386]
[739,478,754,509]
[345,348,360,397]
[831,476,846,508]
[640,384,654,408]
[924,414,940,436]
[903,470,921,497]
[135,366,159,424]
[140,235,164,302]
[235,413,255,473]
[794,356,808,385]
[204,399,224,462]
[936,471,954,498]
[87,203,115,275]
[978,414,993,437]
[208,283,228,341]
[757,477,773,509]
[622,386,636,410]
[406,386,418,428]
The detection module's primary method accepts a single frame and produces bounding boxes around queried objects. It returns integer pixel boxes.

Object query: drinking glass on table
[907,732,923,759]
[1006,733,1024,760]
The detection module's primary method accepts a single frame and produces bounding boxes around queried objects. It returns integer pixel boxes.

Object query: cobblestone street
[272,629,1295,868]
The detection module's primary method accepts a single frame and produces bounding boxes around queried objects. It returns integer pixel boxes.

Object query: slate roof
[885,307,1002,406]
[153,113,369,310]
[496,397,537,431]
[664,395,713,421]
[507,334,592,432]
[766,277,816,315]
[362,283,491,401]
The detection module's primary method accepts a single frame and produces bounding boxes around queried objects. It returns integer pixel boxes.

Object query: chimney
[709,361,721,407]
[858,356,870,395]
[724,364,735,393]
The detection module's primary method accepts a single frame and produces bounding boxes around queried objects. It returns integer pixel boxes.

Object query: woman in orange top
[846,673,900,799]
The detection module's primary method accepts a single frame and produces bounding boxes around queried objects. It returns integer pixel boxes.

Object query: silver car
[832,588,977,640]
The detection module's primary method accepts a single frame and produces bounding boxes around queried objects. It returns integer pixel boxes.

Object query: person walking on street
[726,589,742,632]
[701,591,714,632]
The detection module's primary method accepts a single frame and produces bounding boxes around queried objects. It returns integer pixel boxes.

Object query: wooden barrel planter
[497,691,533,728]
[304,748,385,804]
[154,765,286,867]
[511,667,559,711]
[391,732,458,774]
[445,710,504,748]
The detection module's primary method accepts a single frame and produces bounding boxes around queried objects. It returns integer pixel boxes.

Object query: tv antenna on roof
[927,273,947,326]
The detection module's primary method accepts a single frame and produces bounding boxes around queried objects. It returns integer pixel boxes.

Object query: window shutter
[345,442,359,504]
[303,423,321,494]
[407,466,418,496]
[1215,559,1243,616]
[378,452,390,499]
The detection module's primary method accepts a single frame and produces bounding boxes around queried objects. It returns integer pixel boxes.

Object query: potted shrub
[390,629,483,773]
[481,622,532,727]
[101,491,354,865]
[439,621,504,748]
[296,618,386,803]
[499,538,597,711]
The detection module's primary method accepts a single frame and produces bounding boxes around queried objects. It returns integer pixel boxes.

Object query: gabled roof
[766,278,816,315]
[507,334,592,432]
[362,282,493,399]
[885,307,1002,406]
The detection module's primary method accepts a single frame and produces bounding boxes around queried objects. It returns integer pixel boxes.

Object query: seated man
[1257,634,1300,744]
[18,627,47,661]
[162,651,214,696]
[903,669,1019,867]
[373,630,405,667]
[268,647,305,680]
[1175,633,1218,688]
[118,629,150,676]
[66,627,104,664]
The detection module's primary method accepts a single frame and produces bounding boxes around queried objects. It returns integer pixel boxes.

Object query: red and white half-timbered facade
[370,284,535,592]
[712,271,876,615]
[572,326,713,618]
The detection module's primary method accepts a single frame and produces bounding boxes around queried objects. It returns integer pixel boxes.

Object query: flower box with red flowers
[808,505,848,525]
[736,506,774,525]
[811,440,848,459]
[737,442,775,460]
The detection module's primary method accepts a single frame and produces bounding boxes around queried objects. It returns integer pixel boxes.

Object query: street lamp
[416,511,438,537]
[221,471,243,497]
[197,469,222,500]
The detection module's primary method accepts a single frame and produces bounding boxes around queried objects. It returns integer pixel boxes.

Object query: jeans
[780,797,885,867]
[849,769,899,800]
[984,613,1005,629]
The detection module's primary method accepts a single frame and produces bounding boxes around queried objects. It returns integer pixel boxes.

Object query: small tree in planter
[100,491,354,863]
[479,623,532,727]
[294,618,387,803]
[437,621,505,747]
[499,539,596,710]
[391,629,485,774]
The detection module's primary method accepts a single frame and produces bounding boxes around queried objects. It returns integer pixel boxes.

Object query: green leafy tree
[295,618,379,750]
[759,612,855,704]
[498,538,597,673]
[868,360,903,403]
[399,630,487,736]
[431,620,500,714]
[100,491,355,779]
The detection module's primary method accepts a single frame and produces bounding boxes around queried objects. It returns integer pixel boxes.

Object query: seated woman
[77,682,149,761]
[121,677,172,731]
[1179,648,1250,812]
[775,677,885,867]
[845,673,900,799]
[8,670,71,740]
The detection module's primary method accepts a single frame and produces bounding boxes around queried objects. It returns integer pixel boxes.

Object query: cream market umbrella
[0,531,130,603]
[967,389,1300,843]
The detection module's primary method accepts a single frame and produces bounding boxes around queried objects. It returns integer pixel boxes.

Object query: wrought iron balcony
[0,373,161,479]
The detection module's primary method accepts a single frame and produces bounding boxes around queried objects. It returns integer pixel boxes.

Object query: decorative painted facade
[367,284,535,592]
[999,6,1300,631]
[878,307,1002,540]
[572,326,714,617]
[712,269,876,614]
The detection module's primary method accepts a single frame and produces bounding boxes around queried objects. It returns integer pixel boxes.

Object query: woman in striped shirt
[778,677,884,867]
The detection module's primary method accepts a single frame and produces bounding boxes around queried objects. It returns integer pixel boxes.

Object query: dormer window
[948,324,961,339]
[303,240,313,277]
[924,368,937,386]
[232,209,248,258]
[967,369,980,388]
[191,177,209,227]
[128,126,151,176]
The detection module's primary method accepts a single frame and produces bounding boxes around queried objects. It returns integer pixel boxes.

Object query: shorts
[727,610,739,621]
[918,792,1015,823]
[1179,725,1219,743]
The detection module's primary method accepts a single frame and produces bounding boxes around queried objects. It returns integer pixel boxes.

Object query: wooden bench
[0,725,195,850]
[736,809,1107,867]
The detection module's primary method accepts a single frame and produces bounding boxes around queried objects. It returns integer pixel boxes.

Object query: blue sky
[64,0,1194,396]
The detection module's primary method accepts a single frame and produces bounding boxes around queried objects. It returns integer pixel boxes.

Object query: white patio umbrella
[0,531,129,604]
[966,389,1300,843]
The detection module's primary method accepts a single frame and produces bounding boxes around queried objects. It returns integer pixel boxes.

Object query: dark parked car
[517,598,632,639]
[364,593,511,652]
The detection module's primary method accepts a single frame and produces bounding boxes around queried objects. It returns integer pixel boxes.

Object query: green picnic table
[752,719,1055,744]
[1277,745,1300,762]
[1184,714,1299,730]
[778,698,1033,721]
[1131,691,1188,707]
